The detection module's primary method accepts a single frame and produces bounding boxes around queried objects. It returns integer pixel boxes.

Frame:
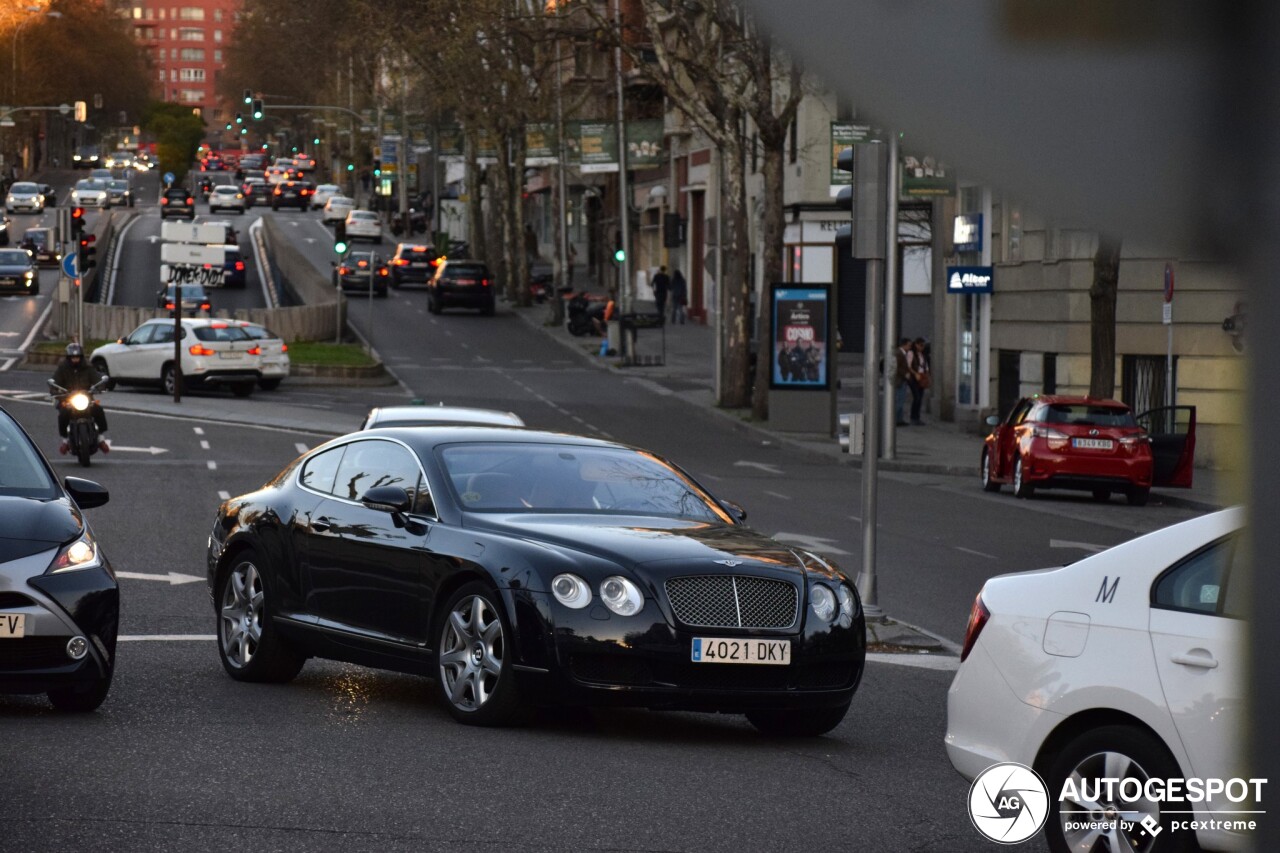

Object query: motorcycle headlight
[810,584,837,623]
[836,584,857,628]
[69,393,90,412]
[600,576,643,616]
[48,533,101,574]
[551,573,591,609]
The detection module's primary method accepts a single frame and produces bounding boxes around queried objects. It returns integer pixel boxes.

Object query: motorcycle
[48,378,108,468]
[565,291,607,337]
[390,207,428,237]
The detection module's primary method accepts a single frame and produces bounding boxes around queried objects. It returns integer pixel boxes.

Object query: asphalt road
[0,219,1208,851]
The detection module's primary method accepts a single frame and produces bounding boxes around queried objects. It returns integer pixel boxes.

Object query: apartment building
[127,1,240,122]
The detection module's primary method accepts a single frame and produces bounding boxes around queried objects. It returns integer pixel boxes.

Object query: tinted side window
[332,440,421,503]
[1153,536,1237,616]
[153,325,176,344]
[128,325,157,345]
[301,446,346,495]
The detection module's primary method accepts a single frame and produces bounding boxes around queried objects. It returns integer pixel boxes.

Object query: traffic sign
[62,253,77,278]
[163,171,175,186]
[162,221,227,245]
[160,243,227,266]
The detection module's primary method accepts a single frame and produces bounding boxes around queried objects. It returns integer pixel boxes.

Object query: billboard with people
[770,284,832,390]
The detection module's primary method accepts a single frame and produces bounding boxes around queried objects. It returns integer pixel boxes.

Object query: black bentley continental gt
[206,427,866,734]
[0,406,116,711]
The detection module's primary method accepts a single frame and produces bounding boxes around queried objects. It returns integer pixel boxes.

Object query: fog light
[66,636,88,660]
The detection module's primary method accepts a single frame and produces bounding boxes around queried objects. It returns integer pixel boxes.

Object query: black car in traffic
[160,186,196,220]
[427,259,496,315]
[270,180,315,211]
[207,428,865,733]
[333,250,389,297]
[388,242,438,287]
[0,247,38,295]
[0,406,116,712]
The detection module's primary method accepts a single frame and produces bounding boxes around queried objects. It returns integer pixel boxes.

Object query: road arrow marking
[304,238,316,243]
[108,445,169,455]
[0,332,18,337]
[1050,539,1107,553]
[734,461,783,475]
[147,235,160,244]
[773,532,852,556]
[115,571,204,585]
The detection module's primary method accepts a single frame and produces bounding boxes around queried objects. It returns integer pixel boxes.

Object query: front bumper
[0,276,36,294]
[0,547,118,694]
[509,589,865,713]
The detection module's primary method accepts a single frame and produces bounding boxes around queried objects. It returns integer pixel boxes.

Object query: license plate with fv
[692,637,791,665]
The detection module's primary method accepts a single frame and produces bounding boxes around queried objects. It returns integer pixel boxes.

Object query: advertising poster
[901,152,957,197]
[626,119,665,169]
[830,122,872,192]
[579,121,619,173]
[770,284,831,390]
[526,123,557,166]
[438,125,464,157]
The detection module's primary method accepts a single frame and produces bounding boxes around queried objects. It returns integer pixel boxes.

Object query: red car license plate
[1072,438,1113,450]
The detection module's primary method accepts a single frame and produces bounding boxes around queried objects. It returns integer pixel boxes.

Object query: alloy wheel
[1058,751,1160,853]
[439,595,505,712]
[220,560,264,669]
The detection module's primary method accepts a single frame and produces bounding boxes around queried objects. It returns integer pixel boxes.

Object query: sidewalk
[504,295,1234,514]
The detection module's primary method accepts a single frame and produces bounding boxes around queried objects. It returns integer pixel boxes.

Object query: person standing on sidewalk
[651,265,670,318]
[670,267,687,324]
[893,337,913,426]
[908,336,931,425]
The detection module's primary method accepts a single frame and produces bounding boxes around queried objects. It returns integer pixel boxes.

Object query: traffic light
[70,207,85,239]
[251,99,264,120]
[243,88,252,106]
[78,234,97,270]
[224,122,233,131]
[291,146,298,154]
[240,127,248,136]
[312,137,320,146]
[235,112,243,125]
[334,238,348,254]
[613,231,625,264]
[834,146,854,243]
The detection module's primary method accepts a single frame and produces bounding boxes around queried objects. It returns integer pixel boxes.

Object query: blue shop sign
[953,213,983,253]
[947,265,994,295]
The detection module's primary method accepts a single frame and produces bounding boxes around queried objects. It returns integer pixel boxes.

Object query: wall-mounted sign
[579,122,619,173]
[830,122,873,193]
[626,119,665,169]
[769,284,833,390]
[953,213,983,253]
[526,123,557,167]
[902,153,956,197]
[946,265,994,295]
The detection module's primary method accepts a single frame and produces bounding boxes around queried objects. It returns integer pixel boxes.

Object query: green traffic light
[334,241,348,254]
[224,123,232,131]
[614,248,626,263]
[240,128,247,136]
[346,163,354,172]
[253,110,263,120]
[313,137,320,145]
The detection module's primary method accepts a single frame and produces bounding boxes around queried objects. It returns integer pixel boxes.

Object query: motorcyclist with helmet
[51,343,109,455]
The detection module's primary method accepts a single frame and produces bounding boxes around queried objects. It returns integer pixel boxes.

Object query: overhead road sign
[162,222,227,245]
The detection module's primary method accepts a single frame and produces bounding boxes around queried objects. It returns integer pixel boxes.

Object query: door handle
[1171,651,1218,669]
[311,516,332,533]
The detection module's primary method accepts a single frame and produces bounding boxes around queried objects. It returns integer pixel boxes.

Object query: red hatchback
[982,395,1195,506]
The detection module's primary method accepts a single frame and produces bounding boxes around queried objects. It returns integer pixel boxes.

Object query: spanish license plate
[0,614,25,638]
[1072,438,1113,450]
[692,637,791,665]
[218,352,242,359]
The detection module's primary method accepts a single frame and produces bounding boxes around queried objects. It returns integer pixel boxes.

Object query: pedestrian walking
[908,337,931,424]
[892,337,913,426]
[567,243,577,287]
[651,265,670,318]
[670,267,687,324]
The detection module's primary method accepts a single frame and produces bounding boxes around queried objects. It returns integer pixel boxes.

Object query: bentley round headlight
[600,576,643,616]
[811,584,837,623]
[551,573,591,609]
[836,584,856,628]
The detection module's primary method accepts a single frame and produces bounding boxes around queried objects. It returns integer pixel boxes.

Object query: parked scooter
[48,378,109,468]
[390,208,428,236]
[565,291,607,337]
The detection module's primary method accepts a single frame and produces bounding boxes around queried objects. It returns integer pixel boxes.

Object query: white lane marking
[107,445,169,455]
[218,490,231,500]
[1050,539,1107,553]
[14,299,53,354]
[295,442,309,454]
[0,358,12,372]
[764,491,792,501]
[200,440,210,450]
[734,460,783,475]
[772,532,852,556]
[115,571,204,585]
[866,653,959,671]
[193,427,204,435]
[207,460,217,470]
[0,393,341,435]
[955,546,997,560]
[119,635,216,642]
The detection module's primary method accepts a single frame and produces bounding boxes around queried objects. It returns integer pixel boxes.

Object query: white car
[311,183,341,210]
[322,195,355,224]
[946,507,1247,852]
[344,209,382,243]
[227,321,290,390]
[70,179,110,209]
[265,166,289,185]
[89,318,261,397]
[209,185,247,214]
[360,405,525,430]
[5,182,44,214]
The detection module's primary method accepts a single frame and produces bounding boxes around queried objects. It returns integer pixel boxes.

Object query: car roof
[1024,395,1129,409]
[366,406,525,429]
[331,426,619,455]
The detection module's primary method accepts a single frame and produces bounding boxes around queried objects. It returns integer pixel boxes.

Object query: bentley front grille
[664,575,798,629]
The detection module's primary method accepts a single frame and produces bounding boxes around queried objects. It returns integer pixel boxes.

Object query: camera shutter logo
[968,762,1050,844]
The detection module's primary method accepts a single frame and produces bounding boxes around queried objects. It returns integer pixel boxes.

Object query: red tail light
[200,302,211,311]
[160,198,168,205]
[235,261,245,271]
[1032,426,1070,451]
[960,593,990,663]
[379,268,388,276]
[165,302,175,309]
[273,188,282,195]
[280,343,288,353]
[186,198,194,205]
[189,345,216,356]
[247,346,261,355]
[392,258,409,266]
[338,266,351,275]
[481,278,491,287]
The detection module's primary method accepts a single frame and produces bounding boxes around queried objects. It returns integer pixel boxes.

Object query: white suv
[89,318,262,397]
[227,320,290,390]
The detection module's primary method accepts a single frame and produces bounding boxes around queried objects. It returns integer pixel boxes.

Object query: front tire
[48,674,112,712]
[216,551,305,683]
[1092,488,1111,502]
[747,702,850,737]
[1127,486,1150,506]
[981,450,1000,492]
[436,582,525,726]
[161,363,181,396]
[1013,456,1035,499]
[1044,725,1194,853]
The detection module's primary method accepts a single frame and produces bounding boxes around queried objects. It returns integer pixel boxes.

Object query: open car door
[1137,406,1197,488]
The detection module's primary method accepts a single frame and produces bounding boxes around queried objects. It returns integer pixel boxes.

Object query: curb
[17,351,394,386]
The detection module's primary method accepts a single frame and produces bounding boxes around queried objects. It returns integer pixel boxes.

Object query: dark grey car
[0,248,37,296]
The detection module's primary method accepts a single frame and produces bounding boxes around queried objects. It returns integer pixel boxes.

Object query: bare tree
[1089,233,1122,398]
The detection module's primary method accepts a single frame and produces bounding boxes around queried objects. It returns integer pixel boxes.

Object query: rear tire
[981,450,1000,492]
[231,383,254,397]
[1013,456,1034,499]
[48,674,112,712]
[1127,486,1150,506]
[747,702,850,737]
[161,363,180,396]
[258,378,281,391]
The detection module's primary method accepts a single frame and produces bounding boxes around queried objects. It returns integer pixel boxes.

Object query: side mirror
[361,485,411,514]
[64,477,109,509]
[985,415,1001,427]
[719,499,748,523]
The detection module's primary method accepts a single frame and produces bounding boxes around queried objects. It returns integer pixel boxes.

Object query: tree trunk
[750,135,787,420]
[509,129,531,307]
[465,132,484,263]
[719,117,752,408]
[1089,234,1122,398]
